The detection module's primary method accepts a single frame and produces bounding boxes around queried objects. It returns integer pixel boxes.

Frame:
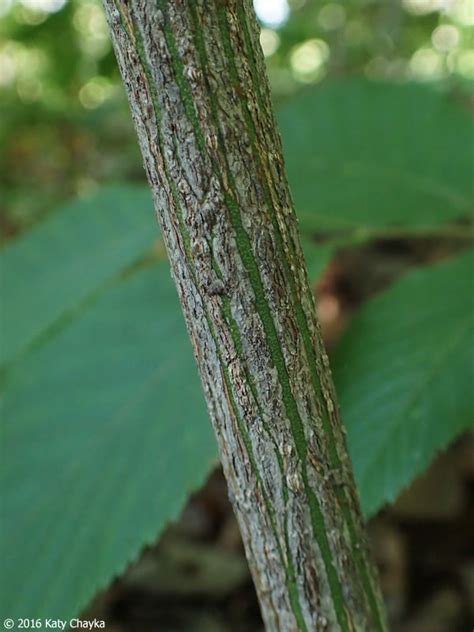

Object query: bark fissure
[103,1,387,630]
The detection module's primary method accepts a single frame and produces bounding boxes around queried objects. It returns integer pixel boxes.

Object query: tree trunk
[102,2,387,630]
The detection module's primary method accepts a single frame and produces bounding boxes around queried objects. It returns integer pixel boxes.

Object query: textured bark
[102,2,387,630]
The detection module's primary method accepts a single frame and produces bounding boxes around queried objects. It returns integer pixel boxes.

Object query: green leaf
[0,261,216,619]
[0,183,154,368]
[300,238,335,282]
[279,80,473,233]
[331,249,474,517]
[1,185,216,619]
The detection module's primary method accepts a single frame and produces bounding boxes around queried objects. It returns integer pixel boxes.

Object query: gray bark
[102,1,387,630]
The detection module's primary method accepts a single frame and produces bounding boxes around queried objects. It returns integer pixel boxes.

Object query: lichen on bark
[102,1,387,630]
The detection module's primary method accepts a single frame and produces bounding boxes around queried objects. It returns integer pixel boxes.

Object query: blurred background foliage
[1,0,473,237]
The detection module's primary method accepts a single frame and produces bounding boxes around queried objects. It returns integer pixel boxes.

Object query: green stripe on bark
[215,5,385,628]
